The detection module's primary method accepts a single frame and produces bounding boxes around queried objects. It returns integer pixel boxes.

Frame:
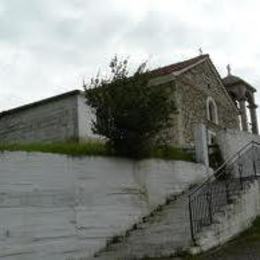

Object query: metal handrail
[188,140,260,242]
[189,141,260,197]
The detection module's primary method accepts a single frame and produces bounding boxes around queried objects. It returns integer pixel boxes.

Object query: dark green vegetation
[183,217,260,260]
[85,56,176,158]
[151,146,194,161]
[0,142,193,161]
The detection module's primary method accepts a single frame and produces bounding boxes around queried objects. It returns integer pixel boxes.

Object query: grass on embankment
[0,141,108,157]
[0,141,194,161]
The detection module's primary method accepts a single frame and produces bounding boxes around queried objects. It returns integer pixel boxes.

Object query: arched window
[206,97,218,124]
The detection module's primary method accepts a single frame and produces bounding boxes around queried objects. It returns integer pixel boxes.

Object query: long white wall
[77,94,102,141]
[0,152,209,260]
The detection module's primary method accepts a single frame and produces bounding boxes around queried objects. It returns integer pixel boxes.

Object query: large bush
[85,56,176,158]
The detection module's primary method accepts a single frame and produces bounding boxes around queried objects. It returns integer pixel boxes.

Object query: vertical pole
[206,189,213,224]
[239,99,249,132]
[225,178,230,203]
[188,195,195,243]
[253,144,257,179]
[253,160,257,179]
[194,124,209,166]
[249,104,259,135]
[239,164,243,190]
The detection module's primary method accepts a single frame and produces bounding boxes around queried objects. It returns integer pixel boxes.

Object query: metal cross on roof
[227,64,231,75]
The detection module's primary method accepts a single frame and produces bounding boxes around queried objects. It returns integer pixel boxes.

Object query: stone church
[0,54,258,146]
[150,54,258,146]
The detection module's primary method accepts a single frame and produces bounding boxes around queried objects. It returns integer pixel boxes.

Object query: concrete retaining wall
[0,152,209,260]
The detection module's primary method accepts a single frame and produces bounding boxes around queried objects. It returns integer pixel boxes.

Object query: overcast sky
[0,0,260,113]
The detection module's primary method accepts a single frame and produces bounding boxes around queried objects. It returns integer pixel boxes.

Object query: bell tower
[223,65,259,135]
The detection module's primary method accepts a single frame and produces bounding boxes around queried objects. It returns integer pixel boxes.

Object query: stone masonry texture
[0,58,241,146]
[175,59,240,146]
[0,92,79,143]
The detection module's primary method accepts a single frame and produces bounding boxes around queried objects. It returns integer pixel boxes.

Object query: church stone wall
[0,93,79,144]
[176,60,240,146]
[152,80,182,146]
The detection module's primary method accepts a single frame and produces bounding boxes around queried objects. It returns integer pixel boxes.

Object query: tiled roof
[0,90,82,118]
[150,54,209,77]
[222,75,243,86]
[222,75,256,92]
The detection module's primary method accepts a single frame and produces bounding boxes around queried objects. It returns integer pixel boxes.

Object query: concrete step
[94,193,192,259]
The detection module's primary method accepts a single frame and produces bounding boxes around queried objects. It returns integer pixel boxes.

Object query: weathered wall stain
[0,152,208,259]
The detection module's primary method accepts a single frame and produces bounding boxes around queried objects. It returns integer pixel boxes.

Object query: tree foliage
[84,56,176,158]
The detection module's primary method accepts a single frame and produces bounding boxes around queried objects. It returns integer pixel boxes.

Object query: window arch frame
[206,96,219,124]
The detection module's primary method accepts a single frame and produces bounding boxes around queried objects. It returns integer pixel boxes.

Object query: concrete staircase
[91,192,192,259]
[90,141,260,259]
[90,177,259,260]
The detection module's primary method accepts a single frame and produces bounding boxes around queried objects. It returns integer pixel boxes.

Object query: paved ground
[156,241,260,259]
[187,241,260,260]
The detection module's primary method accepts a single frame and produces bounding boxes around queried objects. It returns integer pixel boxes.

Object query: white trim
[149,55,239,117]
[204,58,239,115]
[206,96,219,124]
[174,56,239,115]
[148,74,176,86]
[171,57,209,76]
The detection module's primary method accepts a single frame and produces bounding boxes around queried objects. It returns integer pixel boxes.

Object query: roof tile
[150,54,209,77]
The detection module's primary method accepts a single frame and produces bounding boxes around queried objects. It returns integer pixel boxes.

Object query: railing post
[253,160,257,179]
[206,189,213,224]
[225,178,231,204]
[253,144,257,179]
[239,163,243,190]
[188,195,195,243]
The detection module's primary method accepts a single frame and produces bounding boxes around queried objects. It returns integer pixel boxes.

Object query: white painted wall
[0,152,209,260]
[217,128,260,160]
[77,94,101,141]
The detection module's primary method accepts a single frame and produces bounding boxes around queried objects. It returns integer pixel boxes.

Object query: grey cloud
[116,10,203,59]
[0,0,260,112]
